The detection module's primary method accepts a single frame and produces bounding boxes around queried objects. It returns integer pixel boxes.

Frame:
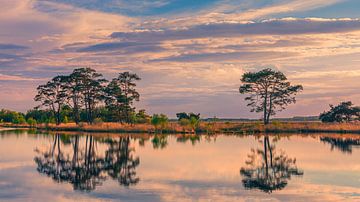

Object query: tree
[239,68,303,125]
[134,109,151,124]
[319,101,360,123]
[62,72,83,124]
[0,109,26,124]
[26,109,53,123]
[66,68,107,124]
[176,112,200,121]
[151,114,169,132]
[104,72,140,123]
[176,112,201,133]
[27,117,37,127]
[35,76,67,125]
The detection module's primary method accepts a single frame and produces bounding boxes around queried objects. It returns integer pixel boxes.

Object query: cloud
[151,51,296,62]
[41,0,173,16]
[1,0,360,117]
[0,74,44,81]
[111,18,360,42]
[77,41,165,53]
[139,0,346,28]
[0,44,29,50]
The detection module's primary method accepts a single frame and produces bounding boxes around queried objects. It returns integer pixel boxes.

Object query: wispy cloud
[1,0,360,117]
[112,18,360,42]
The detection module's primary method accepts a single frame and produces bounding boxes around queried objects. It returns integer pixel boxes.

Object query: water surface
[0,130,360,201]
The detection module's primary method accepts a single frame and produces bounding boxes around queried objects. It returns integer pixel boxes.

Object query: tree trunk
[263,93,268,125]
[266,96,273,125]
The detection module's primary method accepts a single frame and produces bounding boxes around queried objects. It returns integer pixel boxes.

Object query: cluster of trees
[320,101,360,123]
[7,67,360,128]
[33,67,143,125]
[0,109,26,124]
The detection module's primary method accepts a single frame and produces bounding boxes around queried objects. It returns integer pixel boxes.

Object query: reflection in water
[0,131,359,200]
[103,137,140,186]
[151,135,168,149]
[320,137,360,154]
[31,133,360,195]
[34,134,139,191]
[150,134,203,149]
[240,136,304,193]
[176,134,200,145]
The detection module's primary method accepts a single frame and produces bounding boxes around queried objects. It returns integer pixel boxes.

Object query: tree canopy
[239,68,303,124]
[34,76,67,125]
[319,101,360,123]
[33,68,141,125]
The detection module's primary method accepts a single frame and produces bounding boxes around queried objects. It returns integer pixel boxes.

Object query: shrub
[27,118,37,127]
[93,117,104,125]
[151,114,169,132]
[320,101,360,123]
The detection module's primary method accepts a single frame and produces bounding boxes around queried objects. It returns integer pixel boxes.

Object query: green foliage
[0,109,26,124]
[189,116,200,131]
[320,101,360,123]
[134,109,151,124]
[13,114,26,124]
[34,76,67,125]
[176,112,200,121]
[34,68,141,125]
[151,114,169,131]
[177,112,201,132]
[93,117,104,124]
[27,117,37,127]
[63,116,69,124]
[239,68,303,124]
[25,109,53,123]
[71,68,107,124]
[104,72,140,123]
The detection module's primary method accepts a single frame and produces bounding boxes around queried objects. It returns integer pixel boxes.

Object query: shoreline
[1,122,360,135]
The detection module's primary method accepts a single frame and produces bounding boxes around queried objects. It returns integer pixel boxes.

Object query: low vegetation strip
[1,122,360,134]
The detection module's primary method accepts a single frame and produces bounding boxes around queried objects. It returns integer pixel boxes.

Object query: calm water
[0,130,360,201]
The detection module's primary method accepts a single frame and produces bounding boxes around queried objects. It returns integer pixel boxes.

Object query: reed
[1,121,360,134]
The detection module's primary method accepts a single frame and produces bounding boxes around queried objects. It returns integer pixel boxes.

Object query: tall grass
[1,121,360,134]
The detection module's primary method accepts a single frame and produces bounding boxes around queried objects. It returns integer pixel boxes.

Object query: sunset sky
[1,0,360,118]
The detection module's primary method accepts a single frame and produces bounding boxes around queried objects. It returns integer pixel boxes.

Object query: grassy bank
[1,121,360,134]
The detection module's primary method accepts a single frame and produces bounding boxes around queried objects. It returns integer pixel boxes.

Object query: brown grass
[265,121,360,133]
[1,121,360,134]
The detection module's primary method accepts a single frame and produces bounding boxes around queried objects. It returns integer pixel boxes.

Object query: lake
[0,130,360,201]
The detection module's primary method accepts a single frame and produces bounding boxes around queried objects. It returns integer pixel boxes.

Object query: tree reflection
[151,135,168,149]
[103,137,140,186]
[176,134,200,145]
[320,136,360,154]
[34,134,140,191]
[240,136,303,193]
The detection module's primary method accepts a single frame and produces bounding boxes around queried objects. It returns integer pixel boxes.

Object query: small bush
[93,118,104,125]
[27,118,37,127]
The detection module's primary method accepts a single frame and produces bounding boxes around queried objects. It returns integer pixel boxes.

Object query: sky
[0,0,360,118]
